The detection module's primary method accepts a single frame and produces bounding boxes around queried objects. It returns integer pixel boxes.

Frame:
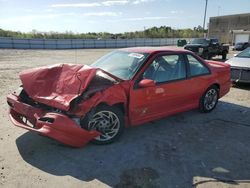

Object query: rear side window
[187,55,209,77]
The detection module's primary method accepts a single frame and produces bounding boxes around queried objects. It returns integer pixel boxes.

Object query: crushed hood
[20,64,98,111]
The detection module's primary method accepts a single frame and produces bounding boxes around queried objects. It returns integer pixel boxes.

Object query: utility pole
[203,0,208,37]
[217,6,221,16]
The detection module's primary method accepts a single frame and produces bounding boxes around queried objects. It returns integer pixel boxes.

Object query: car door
[209,39,220,54]
[183,53,212,105]
[129,53,194,126]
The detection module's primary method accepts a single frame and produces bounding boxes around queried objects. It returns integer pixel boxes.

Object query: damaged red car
[7,47,231,147]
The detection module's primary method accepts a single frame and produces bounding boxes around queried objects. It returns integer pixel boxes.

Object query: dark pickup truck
[184,38,229,60]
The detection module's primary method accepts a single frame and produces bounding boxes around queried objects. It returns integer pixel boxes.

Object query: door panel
[129,53,191,125]
[129,79,198,125]
[129,53,213,126]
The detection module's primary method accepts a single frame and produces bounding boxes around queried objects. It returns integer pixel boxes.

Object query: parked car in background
[7,47,231,147]
[232,42,250,51]
[184,38,229,60]
[226,47,250,83]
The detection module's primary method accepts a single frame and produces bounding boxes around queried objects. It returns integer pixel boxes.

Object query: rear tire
[222,51,227,60]
[199,85,219,113]
[81,104,124,145]
[203,51,211,60]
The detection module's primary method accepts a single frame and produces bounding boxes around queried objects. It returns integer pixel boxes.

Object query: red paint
[138,79,156,88]
[8,94,100,147]
[7,47,231,147]
[20,64,98,111]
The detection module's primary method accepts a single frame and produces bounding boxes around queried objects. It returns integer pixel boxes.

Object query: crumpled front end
[7,63,127,147]
[19,64,98,111]
[7,93,100,147]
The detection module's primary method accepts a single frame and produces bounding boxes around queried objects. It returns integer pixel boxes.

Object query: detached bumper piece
[231,67,250,83]
[7,94,100,147]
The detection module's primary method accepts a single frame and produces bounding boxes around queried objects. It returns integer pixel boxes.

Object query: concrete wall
[208,13,250,44]
[0,37,191,49]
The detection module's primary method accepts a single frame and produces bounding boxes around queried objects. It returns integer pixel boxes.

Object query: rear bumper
[7,94,100,147]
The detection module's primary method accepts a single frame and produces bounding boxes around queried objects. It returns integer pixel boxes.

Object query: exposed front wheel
[81,105,124,144]
[199,86,219,113]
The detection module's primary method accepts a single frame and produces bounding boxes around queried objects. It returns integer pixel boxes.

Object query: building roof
[210,12,250,19]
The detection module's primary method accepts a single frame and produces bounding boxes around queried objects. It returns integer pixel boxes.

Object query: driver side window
[143,54,186,83]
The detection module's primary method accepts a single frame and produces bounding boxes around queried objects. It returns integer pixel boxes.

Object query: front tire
[199,86,219,113]
[81,105,124,144]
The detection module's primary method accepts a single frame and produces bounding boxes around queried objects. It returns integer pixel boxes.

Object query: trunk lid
[206,60,230,69]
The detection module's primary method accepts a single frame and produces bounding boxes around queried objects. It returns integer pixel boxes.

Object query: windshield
[236,47,250,58]
[191,38,209,45]
[91,50,149,80]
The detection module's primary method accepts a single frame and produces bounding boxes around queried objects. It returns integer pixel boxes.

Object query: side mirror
[138,79,155,88]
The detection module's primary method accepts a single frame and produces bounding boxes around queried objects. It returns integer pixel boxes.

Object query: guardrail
[0,37,192,49]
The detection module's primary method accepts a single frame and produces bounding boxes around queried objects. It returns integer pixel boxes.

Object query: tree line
[0,26,206,39]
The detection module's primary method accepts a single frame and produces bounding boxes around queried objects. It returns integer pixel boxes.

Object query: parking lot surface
[0,48,249,188]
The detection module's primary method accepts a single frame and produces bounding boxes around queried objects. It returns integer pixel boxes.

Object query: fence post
[11,38,14,49]
[28,39,30,49]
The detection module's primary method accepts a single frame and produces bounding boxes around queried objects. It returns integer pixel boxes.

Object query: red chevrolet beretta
[7,47,231,147]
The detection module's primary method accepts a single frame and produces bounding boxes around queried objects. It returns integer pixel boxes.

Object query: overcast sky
[0,0,249,33]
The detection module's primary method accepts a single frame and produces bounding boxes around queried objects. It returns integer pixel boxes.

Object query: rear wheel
[203,51,211,60]
[199,86,219,113]
[81,105,124,144]
[222,51,227,60]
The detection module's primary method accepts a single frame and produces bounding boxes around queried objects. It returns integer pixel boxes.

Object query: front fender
[70,84,128,118]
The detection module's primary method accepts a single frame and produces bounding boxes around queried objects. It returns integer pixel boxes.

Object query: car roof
[119,47,190,54]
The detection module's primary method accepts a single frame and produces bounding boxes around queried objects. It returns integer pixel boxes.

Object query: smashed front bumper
[7,94,100,147]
